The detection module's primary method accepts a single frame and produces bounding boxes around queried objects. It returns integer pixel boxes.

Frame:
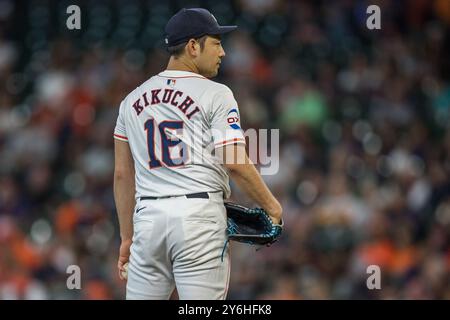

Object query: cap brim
[213,25,237,35]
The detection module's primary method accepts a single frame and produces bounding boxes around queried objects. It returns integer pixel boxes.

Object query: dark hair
[167,35,208,58]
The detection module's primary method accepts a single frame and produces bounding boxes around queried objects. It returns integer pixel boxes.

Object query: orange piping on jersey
[214,138,245,146]
[114,134,128,140]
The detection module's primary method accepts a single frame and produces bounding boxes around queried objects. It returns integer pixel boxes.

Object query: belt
[140,192,211,201]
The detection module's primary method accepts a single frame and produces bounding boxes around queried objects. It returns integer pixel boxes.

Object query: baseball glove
[224,202,283,246]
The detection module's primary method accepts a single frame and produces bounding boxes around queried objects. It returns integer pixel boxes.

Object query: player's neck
[166,56,201,75]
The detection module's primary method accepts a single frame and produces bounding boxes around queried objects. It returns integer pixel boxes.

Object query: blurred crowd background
[0,0,449,299]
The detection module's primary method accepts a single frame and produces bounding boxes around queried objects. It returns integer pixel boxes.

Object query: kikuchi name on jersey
[131,88,201,120]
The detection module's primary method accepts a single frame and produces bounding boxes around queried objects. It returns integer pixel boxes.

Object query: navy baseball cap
[164,8,237,47]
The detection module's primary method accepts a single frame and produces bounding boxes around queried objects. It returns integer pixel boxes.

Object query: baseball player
[113,8,282,300]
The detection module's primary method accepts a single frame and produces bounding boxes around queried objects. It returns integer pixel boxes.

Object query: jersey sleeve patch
[210,88,246,148]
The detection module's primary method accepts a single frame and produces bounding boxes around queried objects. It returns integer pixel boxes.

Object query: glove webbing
[220,223,277,262]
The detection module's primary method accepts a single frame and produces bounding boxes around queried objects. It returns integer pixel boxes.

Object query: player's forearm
[114,172,135,241]
[228,162,282,222]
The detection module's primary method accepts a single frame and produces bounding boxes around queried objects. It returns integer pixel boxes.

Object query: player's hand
[269,213,282,225]
[267,203,283,225]
[118,239,132,281]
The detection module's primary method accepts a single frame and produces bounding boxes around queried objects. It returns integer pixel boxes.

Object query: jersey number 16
[144,118,187,169]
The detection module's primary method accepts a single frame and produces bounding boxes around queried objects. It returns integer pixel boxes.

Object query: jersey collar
[158,70,206,79]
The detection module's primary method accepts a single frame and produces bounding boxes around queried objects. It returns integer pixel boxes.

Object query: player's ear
[186,39,201,57]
